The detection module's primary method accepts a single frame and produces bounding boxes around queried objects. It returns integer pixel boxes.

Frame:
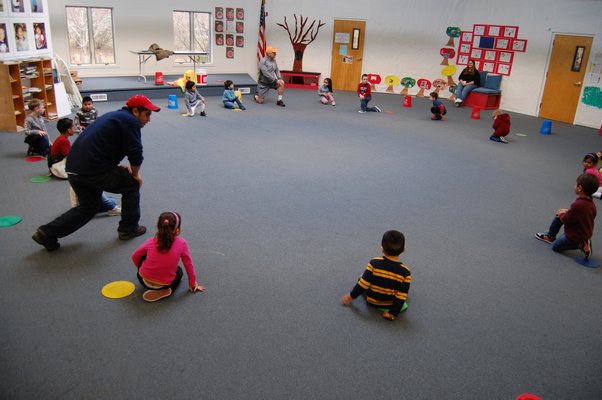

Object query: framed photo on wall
[511,39,527,52]
[236,21,243,34]
[484,50,497,61]
[215,7,223,19]
[225,34,234,46]
[226,8,234,21]
[9,0,27,16]
[470,48,482,59]
[215,34,223,46]
[482,61,495,73]
[236,8,244,20]
[461,31,473,43]
[0,22,12,56]
[459,43,471,54]
[494,38,509,50]
[13,21,30,52]
[32,21,46,50]
[496,63,512,75]
[473,25,486,35]
[30,0,43,13]
[0,0,7,16]
[487,25,501,37]
[498,51,513,63]
[503,26,518,38]
[456,54,469,65]
[236,35,244,48]
[226,46,234,59]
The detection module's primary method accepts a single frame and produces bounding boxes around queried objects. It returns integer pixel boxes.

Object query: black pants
[24,134,50,155]
[40,166,140,239]
[136,255,183,291]
[431,106,447,119]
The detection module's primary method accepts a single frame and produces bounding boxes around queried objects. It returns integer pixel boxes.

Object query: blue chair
[464,71,502,110]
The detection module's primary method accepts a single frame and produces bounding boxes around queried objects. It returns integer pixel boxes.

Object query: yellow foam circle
[101,281,136,299]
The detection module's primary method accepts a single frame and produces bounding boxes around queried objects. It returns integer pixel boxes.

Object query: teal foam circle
[0,215,23,227]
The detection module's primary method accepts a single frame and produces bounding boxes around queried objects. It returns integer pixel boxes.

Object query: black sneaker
[200,111,207,116]
[276,100,286,107]
[581,239,592,260]
[534,232,554,244]
[32,228,60,251]
[118,226,147,240]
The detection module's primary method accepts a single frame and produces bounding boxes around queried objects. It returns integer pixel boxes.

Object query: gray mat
[1,90,601,399]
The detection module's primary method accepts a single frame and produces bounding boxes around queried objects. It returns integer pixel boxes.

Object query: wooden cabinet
[0,58,57,133]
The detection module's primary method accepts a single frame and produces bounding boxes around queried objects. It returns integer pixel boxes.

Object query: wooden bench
[280,70,320,90]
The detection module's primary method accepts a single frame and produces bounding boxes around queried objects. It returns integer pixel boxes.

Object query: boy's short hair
[224,80,233,88]
[577,173,599,196]
[185,80,196,90]
[492,109,503,117]
[56,118,73,133]
[430,92,438,100]
[27,98,44,111]
[361,74,368,79]
[382,230,405,256]
[82,96,93,104]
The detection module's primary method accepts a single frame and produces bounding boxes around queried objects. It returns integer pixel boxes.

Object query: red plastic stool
[470,106,481,120]
[155,71,165,85]
[402,95,412,108]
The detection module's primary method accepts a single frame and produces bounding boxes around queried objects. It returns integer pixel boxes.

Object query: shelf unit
[0,58,57,133]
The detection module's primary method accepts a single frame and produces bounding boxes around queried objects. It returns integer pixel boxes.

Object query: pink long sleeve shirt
[132,236,197,288]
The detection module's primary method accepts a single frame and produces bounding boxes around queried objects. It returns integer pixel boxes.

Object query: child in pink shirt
[583,153,602,199]
[131,211,205,302]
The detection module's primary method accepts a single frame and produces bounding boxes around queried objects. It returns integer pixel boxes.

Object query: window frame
[172,9,212,65]
[65,5,116,66]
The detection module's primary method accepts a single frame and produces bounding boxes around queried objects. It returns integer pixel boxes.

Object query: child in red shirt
[357,74,381,113]
[489,109,511,144]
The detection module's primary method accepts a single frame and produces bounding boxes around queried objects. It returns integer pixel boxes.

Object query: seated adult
[254,46,286,107]
[454,59,480,106]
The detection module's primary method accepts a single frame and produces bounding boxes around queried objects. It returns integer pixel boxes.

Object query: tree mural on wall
[446,27,461,47]
[277,14,325,71]
[432,78,448,94]
[400,77,416,95]
[416,79,432,97]
[384,75,401,93]
[440,47,456,65]
[441,65,457,87]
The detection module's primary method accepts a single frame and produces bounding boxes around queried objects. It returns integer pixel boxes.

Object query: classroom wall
[47,0,602,128]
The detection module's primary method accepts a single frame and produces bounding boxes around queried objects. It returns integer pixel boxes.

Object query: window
[66,6,115,65]
[173,11,211,64]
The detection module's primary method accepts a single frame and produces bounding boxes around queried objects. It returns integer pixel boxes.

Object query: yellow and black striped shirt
[350,256,411,316]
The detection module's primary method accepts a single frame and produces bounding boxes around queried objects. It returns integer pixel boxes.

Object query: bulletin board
[456,24,527,76]
[0,0,52,61]
[215,6,245,59]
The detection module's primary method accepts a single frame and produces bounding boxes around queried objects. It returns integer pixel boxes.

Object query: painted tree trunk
[446,37,455,47]
[446,76,456,86]
[441,58,449,66]
[292,43,308,71]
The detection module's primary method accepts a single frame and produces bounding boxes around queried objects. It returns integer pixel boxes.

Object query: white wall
[47,0,602,128]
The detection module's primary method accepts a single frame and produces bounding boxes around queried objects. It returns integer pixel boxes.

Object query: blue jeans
[547,216,580,252]
[360,97,378,112]
[40,166,140,239]
[456,83,478,100]
[99,194,117,213]
[223,99,245,110]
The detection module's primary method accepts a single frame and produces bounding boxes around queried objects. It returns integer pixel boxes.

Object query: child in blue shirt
[222,80,246,110]
[430,92,447,120]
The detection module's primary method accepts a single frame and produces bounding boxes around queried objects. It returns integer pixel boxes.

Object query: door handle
[357,58,362,61]
[574,81,582,87]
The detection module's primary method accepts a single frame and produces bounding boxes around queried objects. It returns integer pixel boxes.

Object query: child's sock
[277,95,283,101]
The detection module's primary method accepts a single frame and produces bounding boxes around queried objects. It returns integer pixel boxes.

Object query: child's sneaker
[490,135,502,143]
[276,100,286,107]
[107,206,121,216]
[581,239,592,260]
[534,232,554,244]
[499,136,509,143]
[142,288,172,302]
[374,106,382,112]
[358,110,366,113]
[200,111,207,116]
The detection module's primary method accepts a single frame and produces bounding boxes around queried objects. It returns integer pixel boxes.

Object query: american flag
[257,0,266,62]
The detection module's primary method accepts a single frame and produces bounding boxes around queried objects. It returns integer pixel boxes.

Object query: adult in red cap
[255,46,286,107]
[32,95,161,251]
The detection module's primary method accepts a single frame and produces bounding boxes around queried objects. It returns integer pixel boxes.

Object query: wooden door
[539,34,593,123]
[330,20,366,91]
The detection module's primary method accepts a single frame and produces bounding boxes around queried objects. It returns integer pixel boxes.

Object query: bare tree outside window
[173,11,211,64]
[66,6,115,65]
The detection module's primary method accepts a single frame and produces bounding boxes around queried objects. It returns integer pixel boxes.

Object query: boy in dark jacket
[490,109,511,143]
[535,173,598,260]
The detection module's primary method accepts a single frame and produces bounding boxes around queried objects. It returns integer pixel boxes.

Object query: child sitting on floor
[184,80,206,117]
[489,109,511,143]
[74,96,98,132]
[318,78,336,106]
[131,211,205,302]
[222,80,246,110]
[429,92,447,120]
[341,230,411,321]
[535,173,598,260]
[23,98,51,156]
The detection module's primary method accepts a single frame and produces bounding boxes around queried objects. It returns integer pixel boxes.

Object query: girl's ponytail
[155,211,181,252]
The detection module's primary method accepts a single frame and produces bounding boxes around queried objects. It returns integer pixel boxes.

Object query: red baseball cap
[126,95,161,112]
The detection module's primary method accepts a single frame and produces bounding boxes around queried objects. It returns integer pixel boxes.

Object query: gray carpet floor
[1,89,601,399]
